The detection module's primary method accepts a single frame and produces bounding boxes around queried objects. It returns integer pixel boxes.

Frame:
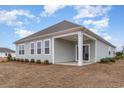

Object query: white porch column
[52,38,55,64]
[78,31,83,66]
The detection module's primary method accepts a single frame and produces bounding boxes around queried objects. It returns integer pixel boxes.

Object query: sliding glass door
[76,44,90,61]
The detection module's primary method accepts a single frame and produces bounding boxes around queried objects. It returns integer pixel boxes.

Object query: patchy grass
[0,60,124,87]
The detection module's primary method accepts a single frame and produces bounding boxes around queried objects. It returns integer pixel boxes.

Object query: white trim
[78,31,83,66]
[43,39,51,55]
[52,38,55,64]
[95,40,97,62]
[30,42,36,55]
[53,32,78,39]
[15,27,81,44]
[84,44,90,62]
[36,40,42,55]
[83,33,96,40]
[18,43,25,55]
[83,32,97,63]
[75,44,90,62]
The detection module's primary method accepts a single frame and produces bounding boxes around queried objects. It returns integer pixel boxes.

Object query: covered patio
[52,31,97,66]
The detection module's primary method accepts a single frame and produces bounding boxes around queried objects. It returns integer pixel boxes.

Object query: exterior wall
[54,38,75,63]
[15,31,115,64]
[16,37,52,62]
[96,40,115,61]
[0,53,6,57]
[0,52,15,57]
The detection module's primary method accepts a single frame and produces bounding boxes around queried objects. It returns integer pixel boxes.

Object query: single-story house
[0,47,15,57]
[14,20,116,66]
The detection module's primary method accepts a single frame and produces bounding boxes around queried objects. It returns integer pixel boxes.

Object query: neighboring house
[14,20,116,66]
[0,47,15,57]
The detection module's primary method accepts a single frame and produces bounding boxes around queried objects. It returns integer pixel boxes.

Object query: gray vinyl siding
[96,40,115,61]
[16,38,52,62]
[54,38,75,63]
[15,32,115,64]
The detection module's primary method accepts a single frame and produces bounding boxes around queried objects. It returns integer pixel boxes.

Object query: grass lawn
[0,60,124,88]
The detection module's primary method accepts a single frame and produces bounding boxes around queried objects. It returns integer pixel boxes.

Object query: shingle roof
[0,48,15,53]
[15,20,81,44]
[14,20,116,48]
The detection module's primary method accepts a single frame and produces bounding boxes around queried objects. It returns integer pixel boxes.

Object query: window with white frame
[44,39,50,54]
[37,41,42,54]
[31,42,35,54]
[108,47,111,55]
[18,44,25,55]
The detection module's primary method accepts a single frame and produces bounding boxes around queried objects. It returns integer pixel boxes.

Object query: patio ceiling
[59,34,91,42]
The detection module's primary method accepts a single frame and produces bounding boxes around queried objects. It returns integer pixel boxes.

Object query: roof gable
[15,20,81,43]
[14,20,116,48]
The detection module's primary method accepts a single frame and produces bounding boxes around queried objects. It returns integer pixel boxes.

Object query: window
[113,51,116,56]
[108,47,111,55]
[36,41,42,54]
[18,44,25,55]
[44,39,50,55]
[109,51,111,55]
[31,42,35,54]
[5,53,7,56]
[22,45,25,54]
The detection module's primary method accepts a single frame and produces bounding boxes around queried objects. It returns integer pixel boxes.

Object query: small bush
[30,59,35,63]
[13,58,16,61]
[100,57,115,63]
[114,56,122,60]
[25,59,29,62]
[36,60,41,64]
[116,52,123,57]
[7,54,12,61]
[16,58,20,62]
[44,60,50,64]
[20,59,24,62]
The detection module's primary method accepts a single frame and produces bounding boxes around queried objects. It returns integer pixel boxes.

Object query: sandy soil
[0,60,124,88]
[0,57,6,62]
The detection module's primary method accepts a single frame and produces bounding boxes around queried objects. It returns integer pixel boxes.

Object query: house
[0,47,15,57]
[14,20,116,66]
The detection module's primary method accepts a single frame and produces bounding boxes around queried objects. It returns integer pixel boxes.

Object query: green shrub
[114,56,122,60]
[20,59,24,62]
[36,60,41,64]
[30,59,35,63]
[16,58,19,61]
[25,59,29,62]
[100,57,115,63]
[7,54,12,61]
[116,52,123,57]
[13,58,16,61]
[44,60,50,64]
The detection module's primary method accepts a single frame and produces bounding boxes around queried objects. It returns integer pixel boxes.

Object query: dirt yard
[0,60,124,88]
[0,57,6,62]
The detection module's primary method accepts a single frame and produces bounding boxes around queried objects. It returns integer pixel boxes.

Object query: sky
[0,5,124,51]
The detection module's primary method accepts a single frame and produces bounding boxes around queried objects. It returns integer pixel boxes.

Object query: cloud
[73,5,111,19]
[83,17,109,33]
[15,29,34,38]
[101,33,112,41]
[41,5,66,17]
[0,9,35,27]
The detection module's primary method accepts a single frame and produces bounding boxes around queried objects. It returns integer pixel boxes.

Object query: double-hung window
[44,39,50,55]
[18,44,25,55]
[31,42,35,54]
[37,41,42,54]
